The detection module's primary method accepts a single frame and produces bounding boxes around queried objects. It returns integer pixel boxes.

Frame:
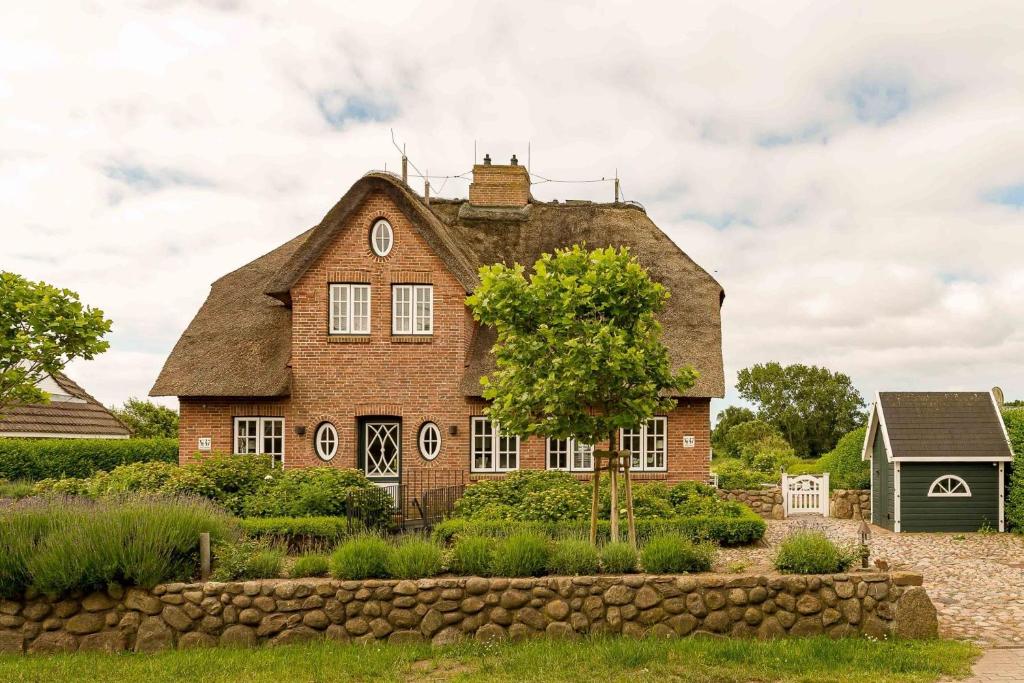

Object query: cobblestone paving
[715,518,1024,646]
[953,648,1024,682]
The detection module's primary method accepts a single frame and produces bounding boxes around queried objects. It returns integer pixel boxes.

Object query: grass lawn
[0,636,978,683]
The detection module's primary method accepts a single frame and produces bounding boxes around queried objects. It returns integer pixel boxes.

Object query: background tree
[0,272,111,414]
[719,419,781,459]
[710,406,755,455]
[467,245,696,544]
[736,362,866,458]
[110,397,179,438]
[1002,408,1024,531]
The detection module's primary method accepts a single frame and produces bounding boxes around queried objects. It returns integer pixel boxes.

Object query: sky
[3,1,1024,417]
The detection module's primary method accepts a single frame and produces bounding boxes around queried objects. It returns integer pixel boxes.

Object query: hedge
[433,509,765,547]
[1004,408,1024,532]
[239,516,358,552]
[0,438,178,481]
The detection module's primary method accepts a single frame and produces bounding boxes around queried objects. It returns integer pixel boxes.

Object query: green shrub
[239,517,352,552]
[330,535,391,580]
[601,542,638,573]
[490,534,550,577]
[547,539,600,575]
[387,537,443,579]
[212,538,284,581]
[0,479,35,499]
[450,535,493,576]
[0,495,235,596]
[773,532,856,574]
[640,534,715,573]
[714,460,770,490]
[248,549,285,579]
[91,461,179,495]
[815,427,870,490]
[0,438,178,481]
[167,454,273,515]
[290,554,330,578]
[721,420,783,459]
[1005,408,1024,532]
[241,467,384,522]
[742,433,799,475]
[600,481,674,519]
[455,471,588,522]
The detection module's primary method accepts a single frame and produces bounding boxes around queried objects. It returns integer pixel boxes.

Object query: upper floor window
[471,417,518,472]
[392,285,433,335]
[370,219,393,257]
[330,284,371,335]
[234,416,284,467]
[620,417,667,472]
[547,437,594,472]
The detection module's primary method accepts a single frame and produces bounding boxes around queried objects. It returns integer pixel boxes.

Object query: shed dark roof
[0,373,130,438]
[878,392,1013,461]
[151,172,725,399]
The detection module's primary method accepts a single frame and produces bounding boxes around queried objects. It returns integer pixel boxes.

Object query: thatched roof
[151,172,725,399]
[0,372,130,438]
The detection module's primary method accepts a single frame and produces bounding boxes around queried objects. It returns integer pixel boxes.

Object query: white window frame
[370,218,393,257]
[329,284,371,335]
[471,417,519,473]
[234,417,284,466]
[619,416,668,472]
[314,422,338,462]
[927,474,972,498]
[546,437,594,472]
[418,422,441,460]
[392,284,433,335]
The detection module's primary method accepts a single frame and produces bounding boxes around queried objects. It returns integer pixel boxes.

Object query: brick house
[150,159,724,495]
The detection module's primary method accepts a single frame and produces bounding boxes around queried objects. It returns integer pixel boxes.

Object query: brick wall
[176,190,710,485]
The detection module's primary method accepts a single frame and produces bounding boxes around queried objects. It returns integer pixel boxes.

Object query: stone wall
[830,490,871,520]
[719,487,784,519]
[0,571,936,654]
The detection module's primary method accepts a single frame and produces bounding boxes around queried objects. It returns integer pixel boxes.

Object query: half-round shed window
[370,219,393,257]
[927,474,971,497]
[418,422,441,460]
[314,422,338,461]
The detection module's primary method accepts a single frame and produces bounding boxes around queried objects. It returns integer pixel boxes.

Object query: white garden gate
[782,473,830,517]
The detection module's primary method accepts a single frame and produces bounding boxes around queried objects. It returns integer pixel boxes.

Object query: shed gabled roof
[0,372,130,439]
[151,171,725,399]
[861,391,1014,462]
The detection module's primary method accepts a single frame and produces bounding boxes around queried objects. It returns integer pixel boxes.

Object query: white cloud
[2,1,1023,413]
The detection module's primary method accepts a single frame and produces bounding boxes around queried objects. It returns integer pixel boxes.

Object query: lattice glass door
[364,420,400,480]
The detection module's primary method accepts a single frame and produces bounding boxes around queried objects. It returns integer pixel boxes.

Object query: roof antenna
[614,169,620,203]
[424,169,430,205]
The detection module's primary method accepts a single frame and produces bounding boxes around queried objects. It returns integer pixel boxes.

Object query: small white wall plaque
[197,437,212,451]
[683,435,696,448]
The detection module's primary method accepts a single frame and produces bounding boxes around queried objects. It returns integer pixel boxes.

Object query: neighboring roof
[0,372,130,438]
[862,391,1014,462]
[152,172,725,399]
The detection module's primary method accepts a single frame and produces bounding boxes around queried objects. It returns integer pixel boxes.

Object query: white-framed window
[471,417,519,472]
[314,422,338,461]
[370,218,393,257]
[547,438,594,472]
[392,285,432,335]
[927,474,972,497]
[418,422,441,460]
[620,417,667,472]
[329,284,371,335]
[234,417,284,466]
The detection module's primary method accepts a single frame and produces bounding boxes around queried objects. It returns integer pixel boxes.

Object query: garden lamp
[858,520,871,568]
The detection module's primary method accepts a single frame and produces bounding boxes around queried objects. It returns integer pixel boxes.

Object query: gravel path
[715,517,1024,646]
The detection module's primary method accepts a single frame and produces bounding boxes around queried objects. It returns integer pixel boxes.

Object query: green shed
[861,391,1014,532]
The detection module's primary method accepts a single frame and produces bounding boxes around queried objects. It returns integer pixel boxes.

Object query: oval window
[314,422,338,461]
[418,422,441,460]
[370,219,393,257]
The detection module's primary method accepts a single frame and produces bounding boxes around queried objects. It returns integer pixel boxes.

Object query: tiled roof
[0,373,130,438]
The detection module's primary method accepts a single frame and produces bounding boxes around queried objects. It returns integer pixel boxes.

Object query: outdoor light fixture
[449,425,458,436]
[858,520,872,569]
[294,425,307,436]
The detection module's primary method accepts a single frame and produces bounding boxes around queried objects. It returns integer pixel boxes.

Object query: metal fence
[345,469,466,533]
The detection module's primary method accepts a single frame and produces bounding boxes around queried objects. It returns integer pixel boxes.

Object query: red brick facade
[177,190,711,485]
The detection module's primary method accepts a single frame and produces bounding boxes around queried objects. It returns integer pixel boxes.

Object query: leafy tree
[1003,408,1024,532]
[736,362,866,458]
[720,419,783,459]
[466,245,696,544]
[0,272,111,413]
[741,433,797,475]
[711,406,755,456]
[110,397,179,438]
[815,426,870,490]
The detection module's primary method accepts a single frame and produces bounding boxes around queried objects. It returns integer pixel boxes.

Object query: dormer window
[329,284,371,335]
[370,219,393,257]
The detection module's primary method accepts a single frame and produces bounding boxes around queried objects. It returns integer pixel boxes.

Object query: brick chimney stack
[468,154,531,207]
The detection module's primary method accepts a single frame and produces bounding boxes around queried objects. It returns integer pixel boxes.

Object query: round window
[418,422,441,460]
[314,422,338,461]
[370,219,393,257]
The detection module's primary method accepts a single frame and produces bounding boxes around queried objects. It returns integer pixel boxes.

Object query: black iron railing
[345,469,466,532]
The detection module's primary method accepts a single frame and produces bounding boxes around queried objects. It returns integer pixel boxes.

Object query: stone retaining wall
[0,571,936,654]
[830,490,871,520]
[719,487,784,519]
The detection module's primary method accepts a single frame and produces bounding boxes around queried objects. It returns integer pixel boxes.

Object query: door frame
[357,416,402,484]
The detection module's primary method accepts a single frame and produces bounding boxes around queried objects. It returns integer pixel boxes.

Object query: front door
[360,418,401,485]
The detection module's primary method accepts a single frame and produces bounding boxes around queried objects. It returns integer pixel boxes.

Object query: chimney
[468,154,531,207]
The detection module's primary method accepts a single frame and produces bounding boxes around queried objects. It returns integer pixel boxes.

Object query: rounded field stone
[65,612,105,635]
